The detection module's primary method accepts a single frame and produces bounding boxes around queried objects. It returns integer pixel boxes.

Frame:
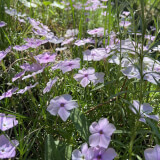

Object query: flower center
[97,154,101,160]
[1,149,5,152]
[84,74,88,77]
[99,130,103,134]
[68,63,73,67]
[60,103,65,107]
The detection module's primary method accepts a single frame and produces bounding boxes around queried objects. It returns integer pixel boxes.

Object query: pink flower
[74,68,97,87]
[60,58,80,73]
[47,94,78,121]
[89,118,116,148]
[34,52,57,64]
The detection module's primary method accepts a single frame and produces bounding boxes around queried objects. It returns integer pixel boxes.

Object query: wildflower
[0,46,11,62]
[24,38,47,48]
[0,21,7,27]
[72,143,94,160]
[153,45,160,52]
[47,94,78,121]
[89,118,116,148]
[87,28,106,37]
[0,134,19,159]
[34,52,57,64]
[129,100,159,123]
[92,147,117,160]
[92,72,105,86]
[119,21,131,28]
[13,45,29,51]
[20,63,43,72]
[65,29,79,37]
[17,82,38,94]
[61,37,75,46]
[74,68,97,87]
[12,70,26,82]
[60,58,80,73]
[74,38,95,46]
[0,113,18,131]
[83,48,108,61]
[43,77,58,94]
[0,87,18,101]
[144,144,160,160]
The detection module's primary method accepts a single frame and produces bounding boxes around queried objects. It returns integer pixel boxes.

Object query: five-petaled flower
[89,118,116,148]
[47,94,78,121]
[74,67,97,87]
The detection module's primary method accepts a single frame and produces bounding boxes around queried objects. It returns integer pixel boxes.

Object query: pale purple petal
[58,108,70,121]
[89,133,100,147]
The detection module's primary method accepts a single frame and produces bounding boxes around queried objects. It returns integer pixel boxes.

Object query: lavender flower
[61,37,75,46]
[17,82,38,94]
[83,48,109,61]
[92,147,117,160]
[0,87,18,101]
[72,143,94,160]
[87,28,106,37]
[0,113,18,131]
[144,144,160,160]
[20,63,43,72]
[74,68,97,87]
[89,118,116,148]
[0,21,7,27]
[0,46,11,62]
[47,94,78,121]
[65,29,79,37]
[13,45,29,51]
[60,58,80,73]
[119,21,131,28]
[12,70,26,82]
[92,72,105,86]
[129,100,159,123]
[34,52,57,64]
[43,77,58,94]
[0,134,19,159]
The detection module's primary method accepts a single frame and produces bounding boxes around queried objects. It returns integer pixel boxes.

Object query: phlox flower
[20,63,43,72]
[0,46,11,62]
[12,70,26,82]
[92,147,117,160]
[34,52,57,64]
[0,113,18,131]
[61,37,75,46]
[119,21,131,28]
[24,38,47,48]
[87,28,106,37]
[60,58,80,73]
[43,77,58,94]
[0,87,18,101]
[74,38,95,46]
[83,48,109,61]
[92,72,105,86]
[89,118,116,148]
[47,94,78,121]
[13,45,29,51]
[72,143,94,160]
[74,68,97,87]
[17,82,38,94]
[65,29,79,37]
[129,100,159,123]
[144,144,160,160]
[0,21,7,27]
[0,134,19,159]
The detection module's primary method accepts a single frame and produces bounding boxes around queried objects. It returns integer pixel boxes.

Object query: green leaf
[65,145,72,160]
[146,118,160,140]
[44,135,61,160]
[43,1,52,6]
[70,108,90,141]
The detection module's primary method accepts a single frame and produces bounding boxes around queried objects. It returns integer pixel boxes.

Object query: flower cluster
[72,118,117,160]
